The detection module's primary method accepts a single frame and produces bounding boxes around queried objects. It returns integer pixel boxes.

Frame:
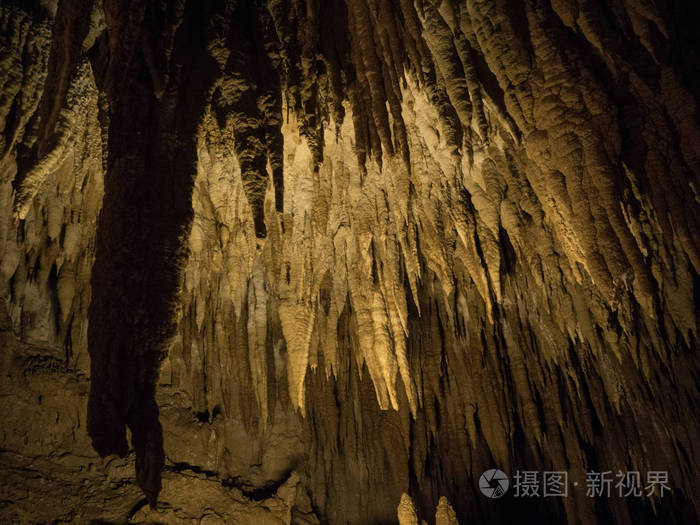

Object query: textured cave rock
[1,0,699,523]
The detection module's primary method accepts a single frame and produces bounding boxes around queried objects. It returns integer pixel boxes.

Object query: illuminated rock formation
[1,0,698,523]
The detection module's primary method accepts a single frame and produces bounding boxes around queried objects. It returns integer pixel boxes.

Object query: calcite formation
[1,0,698,524]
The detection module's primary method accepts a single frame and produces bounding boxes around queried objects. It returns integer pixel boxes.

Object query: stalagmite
[397,493,420,525]
[435,497,459,525]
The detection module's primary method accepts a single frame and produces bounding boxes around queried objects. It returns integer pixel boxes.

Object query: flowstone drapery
[1,1,698,523]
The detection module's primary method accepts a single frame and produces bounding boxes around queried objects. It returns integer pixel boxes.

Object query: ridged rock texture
[1,0,699,523]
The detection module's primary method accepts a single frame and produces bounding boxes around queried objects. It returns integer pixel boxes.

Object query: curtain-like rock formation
[1,0,699,524]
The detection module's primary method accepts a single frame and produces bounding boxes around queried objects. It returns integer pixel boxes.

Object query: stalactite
[1,0,699,523]
[87,0,239,505]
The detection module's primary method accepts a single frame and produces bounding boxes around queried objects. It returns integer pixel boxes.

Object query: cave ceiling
[0,0,699,524]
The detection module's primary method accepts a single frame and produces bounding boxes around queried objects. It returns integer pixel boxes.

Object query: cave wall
[1,0,699,524]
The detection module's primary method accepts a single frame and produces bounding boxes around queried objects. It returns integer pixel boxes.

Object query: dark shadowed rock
[1,0,699,523]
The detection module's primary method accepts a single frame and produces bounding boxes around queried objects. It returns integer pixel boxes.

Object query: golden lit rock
[1,0,698,523]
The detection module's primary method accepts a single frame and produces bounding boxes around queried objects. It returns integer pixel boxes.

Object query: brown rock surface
[1,0,699,523]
